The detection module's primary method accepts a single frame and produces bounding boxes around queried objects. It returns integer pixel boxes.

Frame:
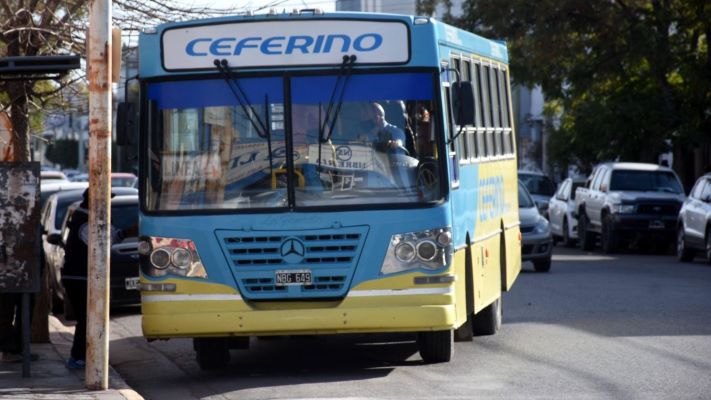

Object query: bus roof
[139,11,508,78]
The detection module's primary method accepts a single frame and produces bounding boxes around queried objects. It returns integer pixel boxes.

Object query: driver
[359,102,407,152]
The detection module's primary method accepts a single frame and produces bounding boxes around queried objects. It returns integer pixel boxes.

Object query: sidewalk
[0,316,143,400]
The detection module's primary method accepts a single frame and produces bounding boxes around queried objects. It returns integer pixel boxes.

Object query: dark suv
[46,194,140,309]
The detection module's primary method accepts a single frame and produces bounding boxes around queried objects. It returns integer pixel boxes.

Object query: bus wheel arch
[499,220,508,291]
[454,235,474,342]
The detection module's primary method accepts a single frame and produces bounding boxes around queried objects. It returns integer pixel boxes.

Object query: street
[106,247,711,400]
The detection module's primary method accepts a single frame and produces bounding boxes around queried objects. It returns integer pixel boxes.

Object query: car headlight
[611,204,635,214]
[138,236,208,278]
[381,227,452,275]
[534,217,550,234]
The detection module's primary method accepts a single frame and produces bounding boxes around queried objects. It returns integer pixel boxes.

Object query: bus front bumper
[140,291,457,338]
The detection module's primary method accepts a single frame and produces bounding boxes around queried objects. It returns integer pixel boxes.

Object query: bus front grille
[216,226,368,300]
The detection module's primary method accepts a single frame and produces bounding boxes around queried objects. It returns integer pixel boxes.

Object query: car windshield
[55,196,83,229]
[518,183,535,208]
[144,71,442,211]
[112,204,138,230]
[112,177,137,188]
[609,170,683,194]
[519,173,555,196]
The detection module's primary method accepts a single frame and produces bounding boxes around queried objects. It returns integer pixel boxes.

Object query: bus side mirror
[116,102,135,146]
[452,81,475,126]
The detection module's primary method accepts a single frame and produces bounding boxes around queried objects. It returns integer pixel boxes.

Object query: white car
[677,173,711,263]
[548,177,586,246]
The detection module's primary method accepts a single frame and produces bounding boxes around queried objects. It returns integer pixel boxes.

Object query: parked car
[41,170,68,183]
[548,177,586,247]
[44,190,140,312]
[575,162,685,253]
[69,173,89,182]
[519,182,553,272]
[677,173,711,263]
[40,181,90,209]
[518,170,556,215]
[111,172,138,188]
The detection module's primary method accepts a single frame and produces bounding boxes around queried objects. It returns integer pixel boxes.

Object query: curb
[49,316,144,400]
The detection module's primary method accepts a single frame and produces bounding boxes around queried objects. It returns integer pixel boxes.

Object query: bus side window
[499,68,513,155]
[481,64,494,157]
[474,62,486,159]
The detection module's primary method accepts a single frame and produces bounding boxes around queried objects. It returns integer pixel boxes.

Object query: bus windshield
[144,71,443,211]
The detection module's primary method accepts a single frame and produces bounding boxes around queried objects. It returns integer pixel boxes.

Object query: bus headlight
[395,242,416,262]
[381,227,452,275]
[140,236,208,278]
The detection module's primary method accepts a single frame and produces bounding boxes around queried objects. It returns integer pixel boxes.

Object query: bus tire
[417,330,453,363]
[472,297,502,336]
[194,338,230,370]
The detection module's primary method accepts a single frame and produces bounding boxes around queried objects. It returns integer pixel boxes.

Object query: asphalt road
[108,246,711,400]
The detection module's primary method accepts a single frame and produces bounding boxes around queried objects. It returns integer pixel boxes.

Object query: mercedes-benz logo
[280,237,305,264]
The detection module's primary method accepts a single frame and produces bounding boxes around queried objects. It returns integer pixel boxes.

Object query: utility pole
[86,0,112,390]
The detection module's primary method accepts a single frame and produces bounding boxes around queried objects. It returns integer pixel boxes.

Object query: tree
[423,0,710,182]
[1,0,290,342]
[1,0,291,163]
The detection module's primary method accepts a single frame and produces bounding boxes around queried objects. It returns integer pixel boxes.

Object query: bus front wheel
[194,338,230,370]
[417,329,453,363]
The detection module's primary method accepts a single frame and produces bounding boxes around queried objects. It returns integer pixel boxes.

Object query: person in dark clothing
[62,189,132,369]
[61,190,91,369]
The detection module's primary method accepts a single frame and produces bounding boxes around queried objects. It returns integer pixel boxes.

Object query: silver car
[519,170,556,216]
[677,173,711,263]
[548,177,586,247]
[519,182,553,272]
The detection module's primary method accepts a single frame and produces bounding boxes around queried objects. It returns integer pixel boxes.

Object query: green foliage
[455,0,710,173]
[45,139,79,169]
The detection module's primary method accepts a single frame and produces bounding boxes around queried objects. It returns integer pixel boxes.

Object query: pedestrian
[0,294,23,362]
[62,188,131,369]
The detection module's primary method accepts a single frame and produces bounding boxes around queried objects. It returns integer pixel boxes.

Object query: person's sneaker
[66,357,85,370]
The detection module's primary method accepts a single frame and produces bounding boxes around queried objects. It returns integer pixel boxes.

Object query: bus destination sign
[161,20,409,70]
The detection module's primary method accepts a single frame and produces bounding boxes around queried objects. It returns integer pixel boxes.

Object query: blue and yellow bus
[120,9,521,369]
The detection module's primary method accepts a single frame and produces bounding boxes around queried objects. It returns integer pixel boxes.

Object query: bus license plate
[275,270,312,286]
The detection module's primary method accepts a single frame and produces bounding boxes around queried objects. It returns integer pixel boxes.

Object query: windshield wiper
[318,55,357,172]
[214,59,275,180]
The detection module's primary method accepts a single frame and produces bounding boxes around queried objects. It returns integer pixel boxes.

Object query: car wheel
[578,213,595,251]
[418,329,453,363]
[676,226,694,262]
[194,338,230,370]
[533,258,552,272]
[562,217,575,247]
[601,215,618,254]
[705,228,711,264]
[472,297,502,335]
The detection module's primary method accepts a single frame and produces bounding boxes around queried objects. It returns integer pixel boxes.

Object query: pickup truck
[574,162,685,253]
